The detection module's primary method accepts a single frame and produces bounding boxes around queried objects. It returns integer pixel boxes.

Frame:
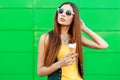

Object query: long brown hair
[44,2,84,76]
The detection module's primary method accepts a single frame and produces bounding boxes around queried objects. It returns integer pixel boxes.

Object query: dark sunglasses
[57,8,74,16]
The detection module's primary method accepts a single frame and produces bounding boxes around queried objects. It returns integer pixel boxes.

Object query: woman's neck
[60,25,70,44]
[61,25,70,35]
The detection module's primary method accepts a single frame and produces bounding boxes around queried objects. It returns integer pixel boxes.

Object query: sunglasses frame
[57,8,75,16]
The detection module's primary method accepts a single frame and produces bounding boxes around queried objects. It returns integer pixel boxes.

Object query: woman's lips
[60,18,65,21]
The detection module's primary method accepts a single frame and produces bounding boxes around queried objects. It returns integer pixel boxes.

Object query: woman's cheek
[67,17,73,25]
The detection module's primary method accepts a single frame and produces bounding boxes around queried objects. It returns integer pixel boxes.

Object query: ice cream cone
[69,47,76,53]
[68,43,76,53]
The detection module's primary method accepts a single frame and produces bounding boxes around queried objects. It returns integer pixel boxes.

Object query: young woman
[37,2,108,80]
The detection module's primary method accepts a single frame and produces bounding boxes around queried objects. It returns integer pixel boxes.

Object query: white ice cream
[68,43,76,48]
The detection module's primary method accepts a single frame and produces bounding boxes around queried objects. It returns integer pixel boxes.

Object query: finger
[67,60,75,65]
[71,53,77,58]
[67,58,75,63]
[65,53,76,58]
[62,54,69,59]
[63,53,77,63]
[64,56,72,63]
[69,52,76,55]
[63,53,73,59]
[65,58,72,63]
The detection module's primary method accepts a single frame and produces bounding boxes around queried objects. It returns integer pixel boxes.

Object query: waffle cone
[69,48,76,53]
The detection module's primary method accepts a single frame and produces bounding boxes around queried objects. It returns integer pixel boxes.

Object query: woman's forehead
[61,4,73,11]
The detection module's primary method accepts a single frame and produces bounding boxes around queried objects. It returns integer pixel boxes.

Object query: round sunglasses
[57,8,75,16]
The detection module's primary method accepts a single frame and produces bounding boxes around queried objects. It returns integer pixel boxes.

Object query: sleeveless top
[57,45,83,80]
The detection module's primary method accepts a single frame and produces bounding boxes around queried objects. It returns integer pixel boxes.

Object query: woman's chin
[58,22,69,26]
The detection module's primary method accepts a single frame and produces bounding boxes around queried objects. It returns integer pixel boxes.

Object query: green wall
[0,0,120,80]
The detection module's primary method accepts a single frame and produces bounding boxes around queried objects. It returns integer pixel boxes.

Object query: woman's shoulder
[40,30,54,39]
[40,30,53,44]
[40,33,49,41]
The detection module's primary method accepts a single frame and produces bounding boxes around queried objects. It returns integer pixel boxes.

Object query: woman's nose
[61,11,66,16]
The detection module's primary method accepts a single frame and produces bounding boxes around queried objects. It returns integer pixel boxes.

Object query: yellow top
[57,45,82,80]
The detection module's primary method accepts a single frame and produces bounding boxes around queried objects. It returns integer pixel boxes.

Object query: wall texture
[0,0,120,80]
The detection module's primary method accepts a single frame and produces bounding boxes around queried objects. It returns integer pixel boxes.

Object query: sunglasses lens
[57,8,74,16]
[58,8,63,14]
[66,10,72,16]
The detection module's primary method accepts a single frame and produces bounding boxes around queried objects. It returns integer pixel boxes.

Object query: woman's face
[57,4,74,26]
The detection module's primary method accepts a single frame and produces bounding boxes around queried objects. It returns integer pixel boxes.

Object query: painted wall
[0,0,120,80]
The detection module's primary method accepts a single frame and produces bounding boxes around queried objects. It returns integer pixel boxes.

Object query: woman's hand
[80,19,87,31]
[57,53,77,67]
[80,19,109,49]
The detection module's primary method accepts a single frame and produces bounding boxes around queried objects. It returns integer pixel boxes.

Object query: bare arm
[37,34,61,76]
[37,34,77,76]
[80,19,109,49]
